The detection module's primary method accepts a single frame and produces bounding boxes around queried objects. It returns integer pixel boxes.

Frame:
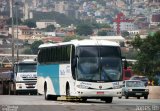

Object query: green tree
[121,31,129,38]
[76,24,93,36]
[23,19,36,28]
[45,25,55,32]
[131,34,143,50]
[91,23,111,29]
[131,31,160,76]
[23,48,32,54]
[63,36,82,42]
[33,11,81,26]
[30,40,43,54]
[6,18,22,25]
[98,30,107,36]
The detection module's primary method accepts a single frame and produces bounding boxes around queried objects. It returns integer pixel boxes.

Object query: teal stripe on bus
[37,64,60,95]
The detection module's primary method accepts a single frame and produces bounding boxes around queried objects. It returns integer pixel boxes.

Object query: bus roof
[15,59,37,64]
[39,39,120,48]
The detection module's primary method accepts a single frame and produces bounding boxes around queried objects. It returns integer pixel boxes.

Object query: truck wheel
[125,95,129,99]
[118,96,122,99]
[137,97,140,99]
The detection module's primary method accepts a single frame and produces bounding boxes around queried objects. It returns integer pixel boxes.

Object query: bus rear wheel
[81,98,87,102]
[66,84,70,96]
[44,84,57,100]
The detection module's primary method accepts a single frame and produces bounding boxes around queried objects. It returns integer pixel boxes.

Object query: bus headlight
[113,85,121,89]
[77,85,89,89]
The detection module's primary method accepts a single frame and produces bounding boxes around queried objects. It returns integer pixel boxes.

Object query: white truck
[0,59,37,95]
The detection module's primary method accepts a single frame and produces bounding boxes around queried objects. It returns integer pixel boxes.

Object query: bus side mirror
[122,56,127,69]
[124,60,127,69]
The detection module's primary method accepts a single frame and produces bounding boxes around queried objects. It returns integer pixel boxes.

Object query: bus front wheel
[102,97,113,103]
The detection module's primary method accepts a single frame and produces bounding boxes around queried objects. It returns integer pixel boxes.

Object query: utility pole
[11,0,15,70]
[15,2,19,62]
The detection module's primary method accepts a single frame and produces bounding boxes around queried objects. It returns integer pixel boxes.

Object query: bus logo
[99,85,102,89]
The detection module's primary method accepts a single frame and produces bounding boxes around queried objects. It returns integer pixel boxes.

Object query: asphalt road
[0,95,160,111]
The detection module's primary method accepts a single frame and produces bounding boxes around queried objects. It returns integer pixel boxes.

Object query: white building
[36,20,60,29]
[54,1,69,14]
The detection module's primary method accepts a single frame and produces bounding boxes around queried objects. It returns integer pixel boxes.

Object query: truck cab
[14,59,37,94]
[123,67,134,80]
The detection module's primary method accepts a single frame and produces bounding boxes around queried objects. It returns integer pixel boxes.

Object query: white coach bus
[37,39,125,103]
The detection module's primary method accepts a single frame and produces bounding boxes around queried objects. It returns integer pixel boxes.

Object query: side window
[38,45,72,64]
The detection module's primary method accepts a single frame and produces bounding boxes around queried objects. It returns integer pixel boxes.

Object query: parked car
[130,76,149,86]
[119,80,149,99]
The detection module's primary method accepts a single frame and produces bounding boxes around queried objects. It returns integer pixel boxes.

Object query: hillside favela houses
[0,0,159,55]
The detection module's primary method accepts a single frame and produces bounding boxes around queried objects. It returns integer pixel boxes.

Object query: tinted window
[38,45,72,64]
[77,46,98,57]
[100,46,121,57]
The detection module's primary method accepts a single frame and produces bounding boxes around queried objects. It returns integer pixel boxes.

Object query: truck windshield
[76,46,122,82]
[17,64,37,72]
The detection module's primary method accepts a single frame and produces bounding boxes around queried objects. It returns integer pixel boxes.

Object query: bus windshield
[76,46,122,82]
[17,64,37,72]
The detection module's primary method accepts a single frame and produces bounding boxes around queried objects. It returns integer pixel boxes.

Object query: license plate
[97,92,104,95]
[136,93,142,95]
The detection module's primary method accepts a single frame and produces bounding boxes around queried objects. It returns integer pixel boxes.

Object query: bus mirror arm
[73,55,78,67]
[122,56,127,70]
[124,61,127,69]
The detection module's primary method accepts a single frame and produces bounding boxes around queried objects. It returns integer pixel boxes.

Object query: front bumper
[74,88,122,98]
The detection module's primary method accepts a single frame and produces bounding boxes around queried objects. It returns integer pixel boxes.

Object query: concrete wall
[148,86,160,99]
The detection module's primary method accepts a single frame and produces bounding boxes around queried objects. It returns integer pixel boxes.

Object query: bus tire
[44,82,49,100]
[50,95,58,101]
[81,98,87,102]
[66,83,70,96]
[44,83,58,100]
[104,97,113,103]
